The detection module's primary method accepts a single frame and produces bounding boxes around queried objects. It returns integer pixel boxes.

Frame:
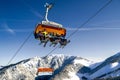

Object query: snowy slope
[90,62,120,79]
[52,56,92,80]
[0,66,3,69]
[103,69,120,78]
[0,54,93,80]
[73,57,94,67]
[0,52,120,80]
[0,54,92,80]
[90,52,120,79]
[63,72,80,80]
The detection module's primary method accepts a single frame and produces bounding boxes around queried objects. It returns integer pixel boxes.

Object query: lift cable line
[45,0,113,57]
[5,0,112,66]
[67,0,113,39]
[1,1,58,80]
[1,33,33,80]
[6,0,58,67]
[2,0,112,79]
[7,32,33,65]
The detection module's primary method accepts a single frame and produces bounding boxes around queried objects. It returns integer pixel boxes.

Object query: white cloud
[66,27,120,31]
[1,23,15,34]
[0,28,33,33]
[6,28,15,34]
[30,9,43,18]
[22,0,43,18]
[12,29,33,32]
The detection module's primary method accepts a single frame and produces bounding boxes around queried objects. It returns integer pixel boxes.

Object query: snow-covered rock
[0,66,3,69]
[51,56,92,80]
[0,52,120,80]
[90,52,120,79]
[0,54,92,80]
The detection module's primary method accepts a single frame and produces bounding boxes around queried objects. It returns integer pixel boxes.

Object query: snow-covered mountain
[90,52,120,79]
[0,54,93,80]
[0,66,3,69]
[0,53,120,80]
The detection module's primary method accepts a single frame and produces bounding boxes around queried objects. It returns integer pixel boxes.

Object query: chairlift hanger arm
[44,3,53,22]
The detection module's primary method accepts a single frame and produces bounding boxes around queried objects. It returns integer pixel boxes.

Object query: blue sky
[1,0,120,65]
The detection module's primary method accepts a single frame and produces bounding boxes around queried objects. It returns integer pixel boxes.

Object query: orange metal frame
[37,68,53,72]
[34,24,66,36]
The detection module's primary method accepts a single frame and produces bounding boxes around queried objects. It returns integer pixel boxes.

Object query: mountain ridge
[0,53,120,80]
